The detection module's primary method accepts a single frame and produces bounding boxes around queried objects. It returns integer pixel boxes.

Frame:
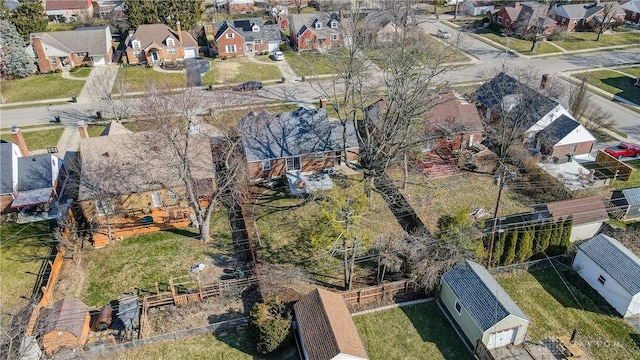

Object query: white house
[464,0,495,16]
[573,234,640,318]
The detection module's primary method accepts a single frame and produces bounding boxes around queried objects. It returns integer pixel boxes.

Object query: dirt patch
[51,256,88,304]
[214,61,241,84]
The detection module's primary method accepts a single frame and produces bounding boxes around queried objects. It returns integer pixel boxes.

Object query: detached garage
[440,260,529,350]
[573,234,640,317]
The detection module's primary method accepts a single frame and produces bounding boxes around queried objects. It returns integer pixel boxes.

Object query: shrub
[69,66,79,72]
[249,297,291,354]
[54,68,61,73]
[487,22,505,34]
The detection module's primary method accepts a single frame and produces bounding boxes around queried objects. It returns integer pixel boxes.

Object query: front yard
[1,73,86,103]
[575,69,640,105]
[202,58,283,85]
[475,30,560,55]
[497,268,640,360]
[354,302,472,360]
[0,127,65,150]
[550,31,640,51]
[115,66,187,93]
[284,50,336,77]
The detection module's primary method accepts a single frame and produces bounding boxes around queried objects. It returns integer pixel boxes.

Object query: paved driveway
[186,58,210,87]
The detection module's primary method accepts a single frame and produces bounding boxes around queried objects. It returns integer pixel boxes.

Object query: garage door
[487,328,516,349]
[268,42,279,53]
[92,56,106,65]
[184,48,197,59]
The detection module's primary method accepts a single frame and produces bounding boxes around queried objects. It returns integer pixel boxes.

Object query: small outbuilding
[440,260,529,350]
[573,234,640,317]
[293,288,368,360]
[609,187,640,220]
[43,298,91,355]
[533,195,609,242]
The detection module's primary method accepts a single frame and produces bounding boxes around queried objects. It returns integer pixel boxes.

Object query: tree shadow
[601,76,640,105]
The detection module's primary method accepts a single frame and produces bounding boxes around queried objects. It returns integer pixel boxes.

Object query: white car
[273,51,285,61]
[437,29,451,39]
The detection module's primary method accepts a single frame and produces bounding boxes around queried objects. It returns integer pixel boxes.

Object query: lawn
[576,69,640,105]
[69,68,93,78]
[0,73,86,103]
[0,221,55,327]
[202,58,283,85]
[87,124,107,137]
[618,66,640,78]
[551,31,640,51]
[115,66,187,93]
[367,37,470,70]
[497,268,640,360]
[354,302,473,360]
[0,128,65,150]
[476,30,560,55]
[284,50,336,77]
[206,103,300,128]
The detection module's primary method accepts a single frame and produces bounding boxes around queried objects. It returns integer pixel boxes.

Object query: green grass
[476,30,560,55]
[551,31,640,51]
[87,124,107,137]
[576,70,640,105]
[0,73,86,103]
[47,23,80,31]
[354,302,472,360]
[1,124,63,132]
[497,268,640,360]
[0,128,65,150]
[618,66,640,78]
[284,50,336,77]
[0,221,55,327]
[116,66,188,92]
[207,103,300,127]
[202,58,283,85]
[69,68,92,78]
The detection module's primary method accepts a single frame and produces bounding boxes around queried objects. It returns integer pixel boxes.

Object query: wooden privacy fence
[474,340,495,360]
[25,247,66,336]
[595,150,634,181]
[341,280,414,306]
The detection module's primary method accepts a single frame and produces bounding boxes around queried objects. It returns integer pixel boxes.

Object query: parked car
[604,142,640,159]
[437,29,451,39]
[273,51,285,61]
[234,81,263,91]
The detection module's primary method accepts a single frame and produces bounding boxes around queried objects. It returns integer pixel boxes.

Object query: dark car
[234,81,263,91]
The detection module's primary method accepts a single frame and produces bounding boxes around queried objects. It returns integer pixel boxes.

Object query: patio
[537,155,610,191]
[286,171,334,195]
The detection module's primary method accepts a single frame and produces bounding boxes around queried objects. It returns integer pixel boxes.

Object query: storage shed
[293,288,368,360]
[533,195,609,242]
[43,298,91,355]
[440,260,529,350]
[573,234,640,317]
[609,187,640,220]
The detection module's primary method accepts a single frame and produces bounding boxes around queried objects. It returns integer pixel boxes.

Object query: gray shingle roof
[215,18,281,43]
[442,260,528,331]
[239,107,359,162]
[622,187,640,206]
[553,1,623,19]
[622,0,640,12]
[0,141,15,194]
[578,234,640,295]
[289,12,349,38]
[32,26,111,56]
[17,154,54,191]
[535,114,579,146]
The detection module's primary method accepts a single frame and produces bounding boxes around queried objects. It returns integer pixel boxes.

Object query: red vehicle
[604,142,640,159]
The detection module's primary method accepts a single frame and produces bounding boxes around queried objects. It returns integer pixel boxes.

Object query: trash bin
[301,76,305,82]
[54,115,61,123]
[96,111,102,119]
[207,84,213,91]
[71,96,77,103]
[567,153,574,162]
[281,77,286,83]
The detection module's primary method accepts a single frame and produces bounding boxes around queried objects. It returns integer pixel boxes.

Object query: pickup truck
[604,142,640,159]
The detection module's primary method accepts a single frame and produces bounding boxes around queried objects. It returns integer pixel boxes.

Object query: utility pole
[487,162,514,268]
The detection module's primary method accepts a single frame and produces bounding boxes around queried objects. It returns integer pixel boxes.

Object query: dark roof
[0,141,16,194]
[17,154,54,191]
[46,298,89,339]
[578,234,640,295]
[31,26,112,56]
[294,288,368,360]
[535,114,579,146]
[215,18,281,43]
[442,260,528,331]
[473,72,558,130]
[484,212,543,232]
[239,107,359,162]
[534,195,609,226]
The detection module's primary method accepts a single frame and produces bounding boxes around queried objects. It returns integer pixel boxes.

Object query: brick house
[45,0,93,22]
[214,18,282,58]
[31,26,113,73]
[551,1,625,31]
[289,12,351,51]
[490,2,557,35]
[621,0,640,23]
[124,23,198,64]
[226,0,255,14]
[535,114,596,160]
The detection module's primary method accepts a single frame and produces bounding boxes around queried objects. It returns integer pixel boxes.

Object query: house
[551,1,625,31]
[573,234,640,317]
[96,0,126,21]
[42,298,90,356]
[45,0,93,22]
[226,0,255,14]
[621,0,640,23]
[473,72,595,158]
[440,260,530,349]
[31,26,113,73]
[534,114,596,161]
[289,12,350,51]
[77,121,216,247]
[238,107,359,181]
[532,196,609,242]
[214,18,282,58]
[609,187,640,220]
[124,23,198,64]
[293,288,368,360]
[364,9,414,44]
[490,2,557,35]
[0,140,20,213]
[464,0,495,16]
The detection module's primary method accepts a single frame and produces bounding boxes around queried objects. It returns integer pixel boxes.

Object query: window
[226,33,235,39]
[132,40,140,50]
[133,51,142,57]
[252,25,260,32]
[49,57,57,64]
[76,52,85,57]
[262,160,271,171]
[305,38,311,44]
[497,16,503,24]
[315,22,322,29]
[454,300,462,315]
[632,12,637,19]
[151,192,163,208]
[168,48,177,54]
[598,275,606,285]
[254,39,262,44]
[331,34,339,41]
[225,44,237,53]
[569,144,577,153]
[167,38,174,46]
[286,157,301,171]
[96,199,114,215]
[505,20,510,26]
[331,20,338,28]
[168,190,178,200]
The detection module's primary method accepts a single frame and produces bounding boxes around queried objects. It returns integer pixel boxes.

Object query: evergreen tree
[539,221,552,254]
[249,297,291,354]
[9,0,46,40]
[492,230,507,267]
[551,218,564,247]
[502,229,518,266]
[517,226,534,262]
[0,20,35,78]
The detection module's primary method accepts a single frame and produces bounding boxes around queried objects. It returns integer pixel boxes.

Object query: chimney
[540,74,552,90]
[338,10,343,21]
[77,121,89,139]
[128,30,134,42]
[514,2,521,8]
[319,97,328,108]
[11,126,31,156]
[176,21,183,44]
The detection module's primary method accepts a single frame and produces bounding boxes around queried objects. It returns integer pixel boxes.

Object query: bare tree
[594,3,621,41]
[567,73,614,132]
[86,69,131,121]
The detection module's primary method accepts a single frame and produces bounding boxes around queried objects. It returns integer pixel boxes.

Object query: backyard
[354,301,473,360]
[497,267,640,360]
[115,66,187,93]
[201,58,283,85]
[574,69,640,105]
[0,73,86,103]
[0,127,65,150]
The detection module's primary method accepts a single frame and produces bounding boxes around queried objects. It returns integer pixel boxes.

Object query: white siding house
[573,234,640,317]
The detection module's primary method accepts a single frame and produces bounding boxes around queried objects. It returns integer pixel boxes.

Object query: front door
[151,51,159,62]
[286,157,301,171]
